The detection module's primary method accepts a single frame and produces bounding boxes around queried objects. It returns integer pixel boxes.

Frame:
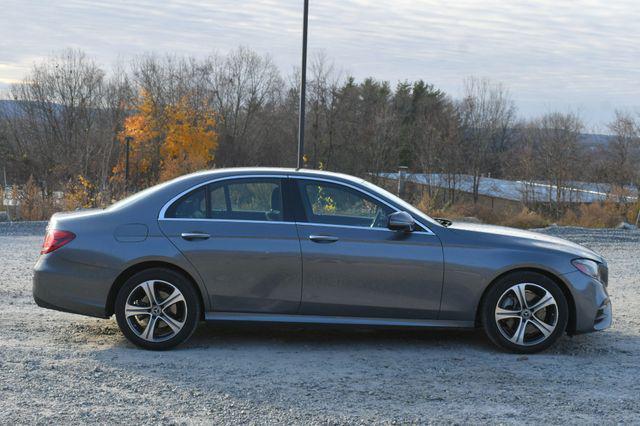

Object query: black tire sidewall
[482,271,568,354]
[115,268,201,350]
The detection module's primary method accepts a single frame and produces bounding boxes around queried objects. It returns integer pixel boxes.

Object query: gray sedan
[33,168,611,352]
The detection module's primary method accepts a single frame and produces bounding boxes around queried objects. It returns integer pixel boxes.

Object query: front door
[158,177,302,314]
[294,178,444,319]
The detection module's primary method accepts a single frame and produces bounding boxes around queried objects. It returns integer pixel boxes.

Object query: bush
[626,202,640,226]
[502,208,550,229]
[560,201,626,228]
[63,175,95,211]
[17,176,55,221]
[404,190,638,229]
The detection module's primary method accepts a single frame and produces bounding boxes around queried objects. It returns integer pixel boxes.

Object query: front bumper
[562,270,612,334]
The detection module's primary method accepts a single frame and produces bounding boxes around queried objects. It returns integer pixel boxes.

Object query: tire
[115,268,201,350]
[481,271,568,354]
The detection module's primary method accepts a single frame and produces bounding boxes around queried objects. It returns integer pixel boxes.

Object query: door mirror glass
[387,211,415,232]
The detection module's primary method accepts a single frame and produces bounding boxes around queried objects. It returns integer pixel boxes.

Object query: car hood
[447,222,604,262]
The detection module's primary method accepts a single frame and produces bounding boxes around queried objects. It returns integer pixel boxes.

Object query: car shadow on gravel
[78,320,494,352]
[71,318,637,357]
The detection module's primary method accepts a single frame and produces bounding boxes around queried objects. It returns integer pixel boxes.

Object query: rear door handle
[181,232,210,241]
[309,235,339,243]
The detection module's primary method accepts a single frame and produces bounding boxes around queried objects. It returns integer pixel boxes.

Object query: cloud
[1,0,638,127]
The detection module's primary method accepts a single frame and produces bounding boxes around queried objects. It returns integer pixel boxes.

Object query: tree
[209,47,284,166]
[458,77,516,202]
[114,90,218,188]
[607,111,640,188]
[161,96,218,181]
[532,112,583,216]
[113,89,164,190]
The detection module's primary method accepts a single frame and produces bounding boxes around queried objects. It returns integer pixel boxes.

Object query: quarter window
[299,180,392,228]
[165,187,207,219]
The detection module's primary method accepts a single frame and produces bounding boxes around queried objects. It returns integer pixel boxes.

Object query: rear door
[293,178,444,319]
[158,176,302,314]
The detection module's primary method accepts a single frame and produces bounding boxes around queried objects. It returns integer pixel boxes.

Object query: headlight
[572,258,607,285]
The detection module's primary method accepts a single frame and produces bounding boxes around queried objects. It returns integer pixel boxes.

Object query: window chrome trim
[157,173,434,235]
[296,222,417,233]
[161,218,296,225]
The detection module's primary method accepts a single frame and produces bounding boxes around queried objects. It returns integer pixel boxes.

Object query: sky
[1,0,639,130]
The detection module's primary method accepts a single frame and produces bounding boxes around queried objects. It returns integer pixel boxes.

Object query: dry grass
[417,193,634,229]
[501,208,550,229]
[559,201,627,228]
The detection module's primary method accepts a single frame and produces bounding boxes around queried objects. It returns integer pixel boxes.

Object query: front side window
[299,180,392,228]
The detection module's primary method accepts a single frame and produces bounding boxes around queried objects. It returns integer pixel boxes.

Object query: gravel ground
[1,225,639,424]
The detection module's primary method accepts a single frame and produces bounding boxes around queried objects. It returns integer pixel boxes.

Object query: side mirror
[387,211,415,232]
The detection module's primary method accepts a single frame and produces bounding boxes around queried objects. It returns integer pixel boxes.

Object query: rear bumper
[562,270,612,334]
[32,252,115,319]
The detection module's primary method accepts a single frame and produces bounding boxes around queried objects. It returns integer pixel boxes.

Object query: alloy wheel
[124,280,188,342]
[494,282,559,346]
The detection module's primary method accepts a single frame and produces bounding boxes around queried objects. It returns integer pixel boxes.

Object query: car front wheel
[115,268,201,350]
[481,271,569,353]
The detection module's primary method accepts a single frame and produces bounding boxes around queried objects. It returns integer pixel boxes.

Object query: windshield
[359,179,442,228]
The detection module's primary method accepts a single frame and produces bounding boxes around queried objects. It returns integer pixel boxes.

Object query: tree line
[0,48,638,220]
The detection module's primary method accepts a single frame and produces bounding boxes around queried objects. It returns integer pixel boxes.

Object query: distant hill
[0,100,21,118]
[579,133,614,148]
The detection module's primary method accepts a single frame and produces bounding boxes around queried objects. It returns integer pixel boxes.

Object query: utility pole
[125,136,132,192]
[297,0,309,169]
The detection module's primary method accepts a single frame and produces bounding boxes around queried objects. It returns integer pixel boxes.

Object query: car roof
[184,167,367,184]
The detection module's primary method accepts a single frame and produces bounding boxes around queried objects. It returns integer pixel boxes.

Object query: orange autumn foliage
[113,90,218,190]
[161,97,218,181]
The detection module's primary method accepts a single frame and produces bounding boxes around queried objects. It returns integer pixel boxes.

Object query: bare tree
[458,77,516,202]
[532,112,583,216]
[607,111,640,188]
[208,47,284,166]
[6,50,111,191]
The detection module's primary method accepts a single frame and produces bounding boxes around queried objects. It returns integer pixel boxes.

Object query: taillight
[41,229,76,254]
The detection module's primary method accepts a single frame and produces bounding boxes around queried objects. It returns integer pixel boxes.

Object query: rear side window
[213,179,283,221]
[164,178,284,221]
[165,187,207,219]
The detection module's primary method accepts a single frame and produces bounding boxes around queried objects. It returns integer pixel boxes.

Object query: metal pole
[125,136,132,192]
[297,0,309,169]
[398,166,408,197]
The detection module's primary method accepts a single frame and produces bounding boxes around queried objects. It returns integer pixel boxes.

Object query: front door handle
[181,232,210,241]
[309,235,339,243]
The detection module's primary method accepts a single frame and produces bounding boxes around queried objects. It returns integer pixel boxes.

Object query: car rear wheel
[481,271,568,353]
[115,268,201,350]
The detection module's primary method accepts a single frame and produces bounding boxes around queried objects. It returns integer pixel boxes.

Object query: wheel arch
[475,267,577,333]
[106,260,206,319]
